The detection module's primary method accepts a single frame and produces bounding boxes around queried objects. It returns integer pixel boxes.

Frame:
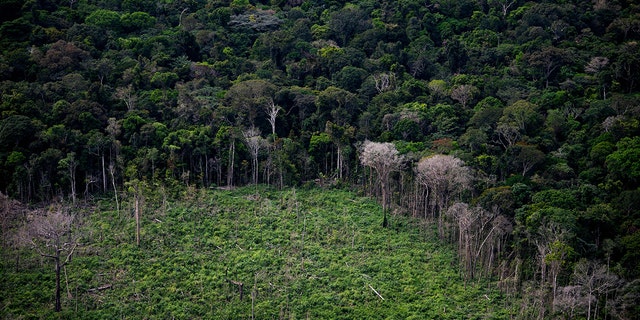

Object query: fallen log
[87,284,112,293]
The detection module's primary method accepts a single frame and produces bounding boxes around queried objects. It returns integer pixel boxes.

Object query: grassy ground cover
[1,186,507,319]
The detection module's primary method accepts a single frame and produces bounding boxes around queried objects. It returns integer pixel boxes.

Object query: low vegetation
[1,186,507,319]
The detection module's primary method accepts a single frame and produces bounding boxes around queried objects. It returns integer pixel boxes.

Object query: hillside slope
[1,187,507,319]
[2,0,639,317]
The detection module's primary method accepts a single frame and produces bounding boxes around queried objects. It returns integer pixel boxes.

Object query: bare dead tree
[489,0,516,17]
[108,163,119,215]
[450,84,477,109]
[83,174,98,200]
[360,141,404,227]
[126,180,146,247]
[526,219,573,319]
[415,155,472,239]
[553,285,586,319]
[602,115,624,133]
[446,203,512,281]
[265,99,282,137]
[15,208,80,312]
[585,57,609,74]
[243,127,266,185]
[572,259,620,320]
[114,84,137,111]
[495,123,522,149]
[373,73,395,93]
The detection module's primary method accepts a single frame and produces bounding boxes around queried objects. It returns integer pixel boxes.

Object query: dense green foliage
[1,187,507,318]
[2,0,640,318]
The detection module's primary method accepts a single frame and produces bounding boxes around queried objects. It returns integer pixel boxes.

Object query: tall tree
[511,143,545,177]
[58,152,78,204]
[265,99,281,137]
[450,84,478,109]
[571,259,619,320]
[360,140,404,227]
[215,126,238,187]
[522,46,571,88]
[86,130,110,193]
[489,0,517,17]
[225,79,276,126]
[415,155,472,238]
[242,127,265,185]
[106,118,121,214]
[585,56,611,99]
[126,179,146,247]
[447,203,512,280]
[325,121,355,180]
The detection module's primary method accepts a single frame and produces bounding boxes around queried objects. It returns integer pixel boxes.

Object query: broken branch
[368,284,384,300]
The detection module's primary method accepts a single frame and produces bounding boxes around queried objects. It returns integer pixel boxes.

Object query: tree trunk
[109,164,119,214]
[381,183,388,228]
[252,152,258,185]
[216,158,222,186]
[55,255,61,312]
[69,164,76,205]
[102,154,106,192]
[227,140,235,187]
[337,145,342,180]
[205,153,209,187]
[587,288,592,320]
[135,193,140,247]
[26,164,33,202]
[278,152,284,189]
